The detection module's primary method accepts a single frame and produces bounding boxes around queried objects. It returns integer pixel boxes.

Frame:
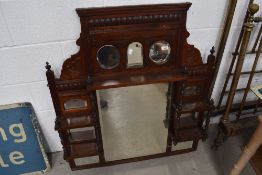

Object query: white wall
[0,0,262,152]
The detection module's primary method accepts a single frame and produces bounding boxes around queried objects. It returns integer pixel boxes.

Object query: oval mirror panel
[149,41,171,64]
[97,45,120,69]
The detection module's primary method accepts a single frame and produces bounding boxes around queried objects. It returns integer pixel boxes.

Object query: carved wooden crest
[60,3,203,81]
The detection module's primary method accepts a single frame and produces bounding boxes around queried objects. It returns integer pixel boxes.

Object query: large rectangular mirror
[99,84,167,160]
[98,84,192,161]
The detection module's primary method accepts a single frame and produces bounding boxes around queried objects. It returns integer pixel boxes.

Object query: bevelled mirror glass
[127,42,143,68]
[64,99,88,110]
[149,41,171,64]
[98,84,193,161]
[97,45,120,69]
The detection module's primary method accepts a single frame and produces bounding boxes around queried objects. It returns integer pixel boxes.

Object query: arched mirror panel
[127,42,143,68]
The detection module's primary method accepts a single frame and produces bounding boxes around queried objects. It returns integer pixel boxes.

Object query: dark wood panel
[179,115,197,129]
[177,128,203,142]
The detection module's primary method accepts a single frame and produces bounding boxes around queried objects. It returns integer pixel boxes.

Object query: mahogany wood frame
[45,3,216,170]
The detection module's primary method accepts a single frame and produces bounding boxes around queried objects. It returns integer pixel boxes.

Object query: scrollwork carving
[182,42,203,66]
[60,53,84,80]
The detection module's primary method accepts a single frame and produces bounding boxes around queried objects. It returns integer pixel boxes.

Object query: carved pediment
[59,3,205,81]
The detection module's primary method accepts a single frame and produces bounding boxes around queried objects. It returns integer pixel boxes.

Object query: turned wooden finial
[210,46,215,55]
[45,62,51,70]
[207,46,216,65]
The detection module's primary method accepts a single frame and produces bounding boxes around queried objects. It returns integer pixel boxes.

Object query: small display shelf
[56,115,96,131]
[65,142,98,160]
[69,130,96,144]
[87,69,188,91]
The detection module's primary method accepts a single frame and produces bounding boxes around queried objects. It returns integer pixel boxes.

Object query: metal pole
[209,0,238,99]
[237,37,262,119]
[251,24,262,52]
[221,4,259,124]
[217,0,254,109]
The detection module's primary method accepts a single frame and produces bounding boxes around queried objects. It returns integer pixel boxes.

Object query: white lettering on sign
[0,155,9,167]
[0,151,26,167]
[0,128,7,141]
[9,123,27,143]
[0,123,27,168]
[9,151,25,165]
[0,123,27,143]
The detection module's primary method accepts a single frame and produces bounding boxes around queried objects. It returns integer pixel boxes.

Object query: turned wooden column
[229,115,262,175]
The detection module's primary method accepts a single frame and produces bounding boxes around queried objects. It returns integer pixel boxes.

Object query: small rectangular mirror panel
[64,99,88,110]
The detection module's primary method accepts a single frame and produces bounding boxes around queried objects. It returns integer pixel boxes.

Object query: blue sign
[0,103,50,175]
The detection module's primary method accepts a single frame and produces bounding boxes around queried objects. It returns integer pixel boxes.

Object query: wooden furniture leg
[229,115,262,175]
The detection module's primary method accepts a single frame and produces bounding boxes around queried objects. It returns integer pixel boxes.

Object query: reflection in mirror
[127,42,143,68]
[149,41,171,64]
[97,84,193,161]
[64,99,88,110]
[97,45,120,69]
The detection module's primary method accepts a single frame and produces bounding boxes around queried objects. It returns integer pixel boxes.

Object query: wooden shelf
[57,115,96,131]
[65,142,98,160]
[87,69,187,91]
[55,69,187,93]
[69,130,96,144]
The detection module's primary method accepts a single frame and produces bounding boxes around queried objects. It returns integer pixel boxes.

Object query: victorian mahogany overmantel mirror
[45,3,216,170]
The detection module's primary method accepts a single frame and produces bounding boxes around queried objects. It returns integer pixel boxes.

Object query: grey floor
[47,84,257,175]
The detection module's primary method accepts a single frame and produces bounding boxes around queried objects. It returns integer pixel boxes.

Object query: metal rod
[254,16,262,22]
[221,4,259,124]
[237,36,262,120]
[251,24,262,52]
[225,88,246,94]
[247,50,262,54]
[229,70,262,75]
[217,0,254,109]
[209,0,238,99]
